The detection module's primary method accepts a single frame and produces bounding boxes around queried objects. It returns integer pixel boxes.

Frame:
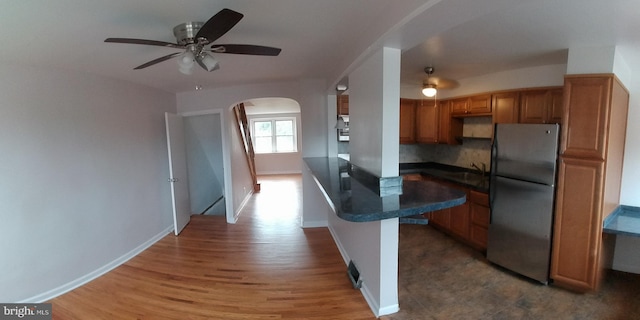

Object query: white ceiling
[2,0,640,94]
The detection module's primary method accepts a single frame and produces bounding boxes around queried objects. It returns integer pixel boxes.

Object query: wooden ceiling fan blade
[196,8,244,43]
[212,44,281,56]
[434,78,460,90]
[105,38,184,49]
[134,52,183,70]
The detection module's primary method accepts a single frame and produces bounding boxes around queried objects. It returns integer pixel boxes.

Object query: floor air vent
[347,260,362,289]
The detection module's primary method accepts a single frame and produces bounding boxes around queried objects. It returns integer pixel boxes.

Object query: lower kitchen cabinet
[429,207,451,229]
[450,199,470,239]
[469,190,490,250]
[552,156,604,291]
[423,177,489,251]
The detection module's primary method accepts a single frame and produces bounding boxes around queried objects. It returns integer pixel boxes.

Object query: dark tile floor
[381,224,640,320]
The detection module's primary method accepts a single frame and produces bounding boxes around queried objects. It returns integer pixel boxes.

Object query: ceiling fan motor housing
[173,22,205,45]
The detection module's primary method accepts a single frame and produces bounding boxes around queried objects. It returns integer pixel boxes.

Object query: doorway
[179,109,232,223]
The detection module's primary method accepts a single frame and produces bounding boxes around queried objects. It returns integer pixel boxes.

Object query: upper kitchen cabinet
[399,98,417,144]
[415,99,438,143]
[438,100,462,145]
[560,77,626,160]
[519,87,563,124]
[399,98,462,145]
[492,91,520,124]
[451,94,492,116]
[337,95,349,115]
[548,88,564,123]
[451,97,468,115]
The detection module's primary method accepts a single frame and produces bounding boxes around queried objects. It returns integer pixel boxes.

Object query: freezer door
[492,124,559,185]
[487,176,555,283]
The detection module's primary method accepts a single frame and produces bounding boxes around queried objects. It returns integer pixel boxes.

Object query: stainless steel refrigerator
[487,123,560,284]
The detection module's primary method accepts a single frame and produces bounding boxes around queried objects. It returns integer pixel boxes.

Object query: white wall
[183,114,225,214]
[177,79,328,221]
[324,47,401,316]
[0,63,175,302]
[349,47,401,177]
[249,112,302,175]
[617,46,640,207]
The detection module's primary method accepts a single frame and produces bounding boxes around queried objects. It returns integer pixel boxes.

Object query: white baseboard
[327,224,399,317]
[232,189,254,223]
[327,224,350,265]
[21,225,173,303]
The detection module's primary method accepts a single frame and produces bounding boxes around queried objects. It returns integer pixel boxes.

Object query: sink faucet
[471,162,487,177]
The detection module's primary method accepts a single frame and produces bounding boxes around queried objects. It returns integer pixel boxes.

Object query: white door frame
[180,109,234,224]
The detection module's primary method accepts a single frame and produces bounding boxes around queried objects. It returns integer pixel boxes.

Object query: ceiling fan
[422,67,459,97]
[105,8,282,74]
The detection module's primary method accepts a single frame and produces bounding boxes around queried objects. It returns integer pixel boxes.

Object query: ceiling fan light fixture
[196,52,220,72]
[422,66,437,97]
[178,51,195,74]
[422,84,437,97]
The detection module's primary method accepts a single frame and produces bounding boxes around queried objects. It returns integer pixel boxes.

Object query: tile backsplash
[400,117,492,170]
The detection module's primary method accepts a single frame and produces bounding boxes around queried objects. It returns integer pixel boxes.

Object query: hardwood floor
[50,175,375,319]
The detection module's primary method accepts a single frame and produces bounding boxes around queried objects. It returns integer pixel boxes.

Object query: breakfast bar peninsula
[301,156,466,316]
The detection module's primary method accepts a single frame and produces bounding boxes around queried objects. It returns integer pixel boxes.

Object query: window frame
[250,117,298,154]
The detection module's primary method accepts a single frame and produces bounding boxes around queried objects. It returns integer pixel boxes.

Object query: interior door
[165,112,191,235]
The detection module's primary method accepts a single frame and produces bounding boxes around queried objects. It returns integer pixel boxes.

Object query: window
[251,118,297,153]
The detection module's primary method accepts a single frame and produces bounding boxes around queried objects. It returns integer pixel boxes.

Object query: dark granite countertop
[603,205,640,237]
[304,157,466,222]
[400,162,490,193]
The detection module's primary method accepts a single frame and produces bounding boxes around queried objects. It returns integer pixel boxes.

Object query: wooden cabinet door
[399,98,416,144]
[450,98,469,115]
[450,199,470,239]
[548,88,564,124]
[561,76,612,160]
[337,95,349,115]
[519,88,564,124]
[551,156,605,291]
[437,100,462,145]
[430,208,451,229]
[437,100,450,143]
[519,90,548,123]
[469,94,492,114]
[415,100,438,143]
[493,91,520,124]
